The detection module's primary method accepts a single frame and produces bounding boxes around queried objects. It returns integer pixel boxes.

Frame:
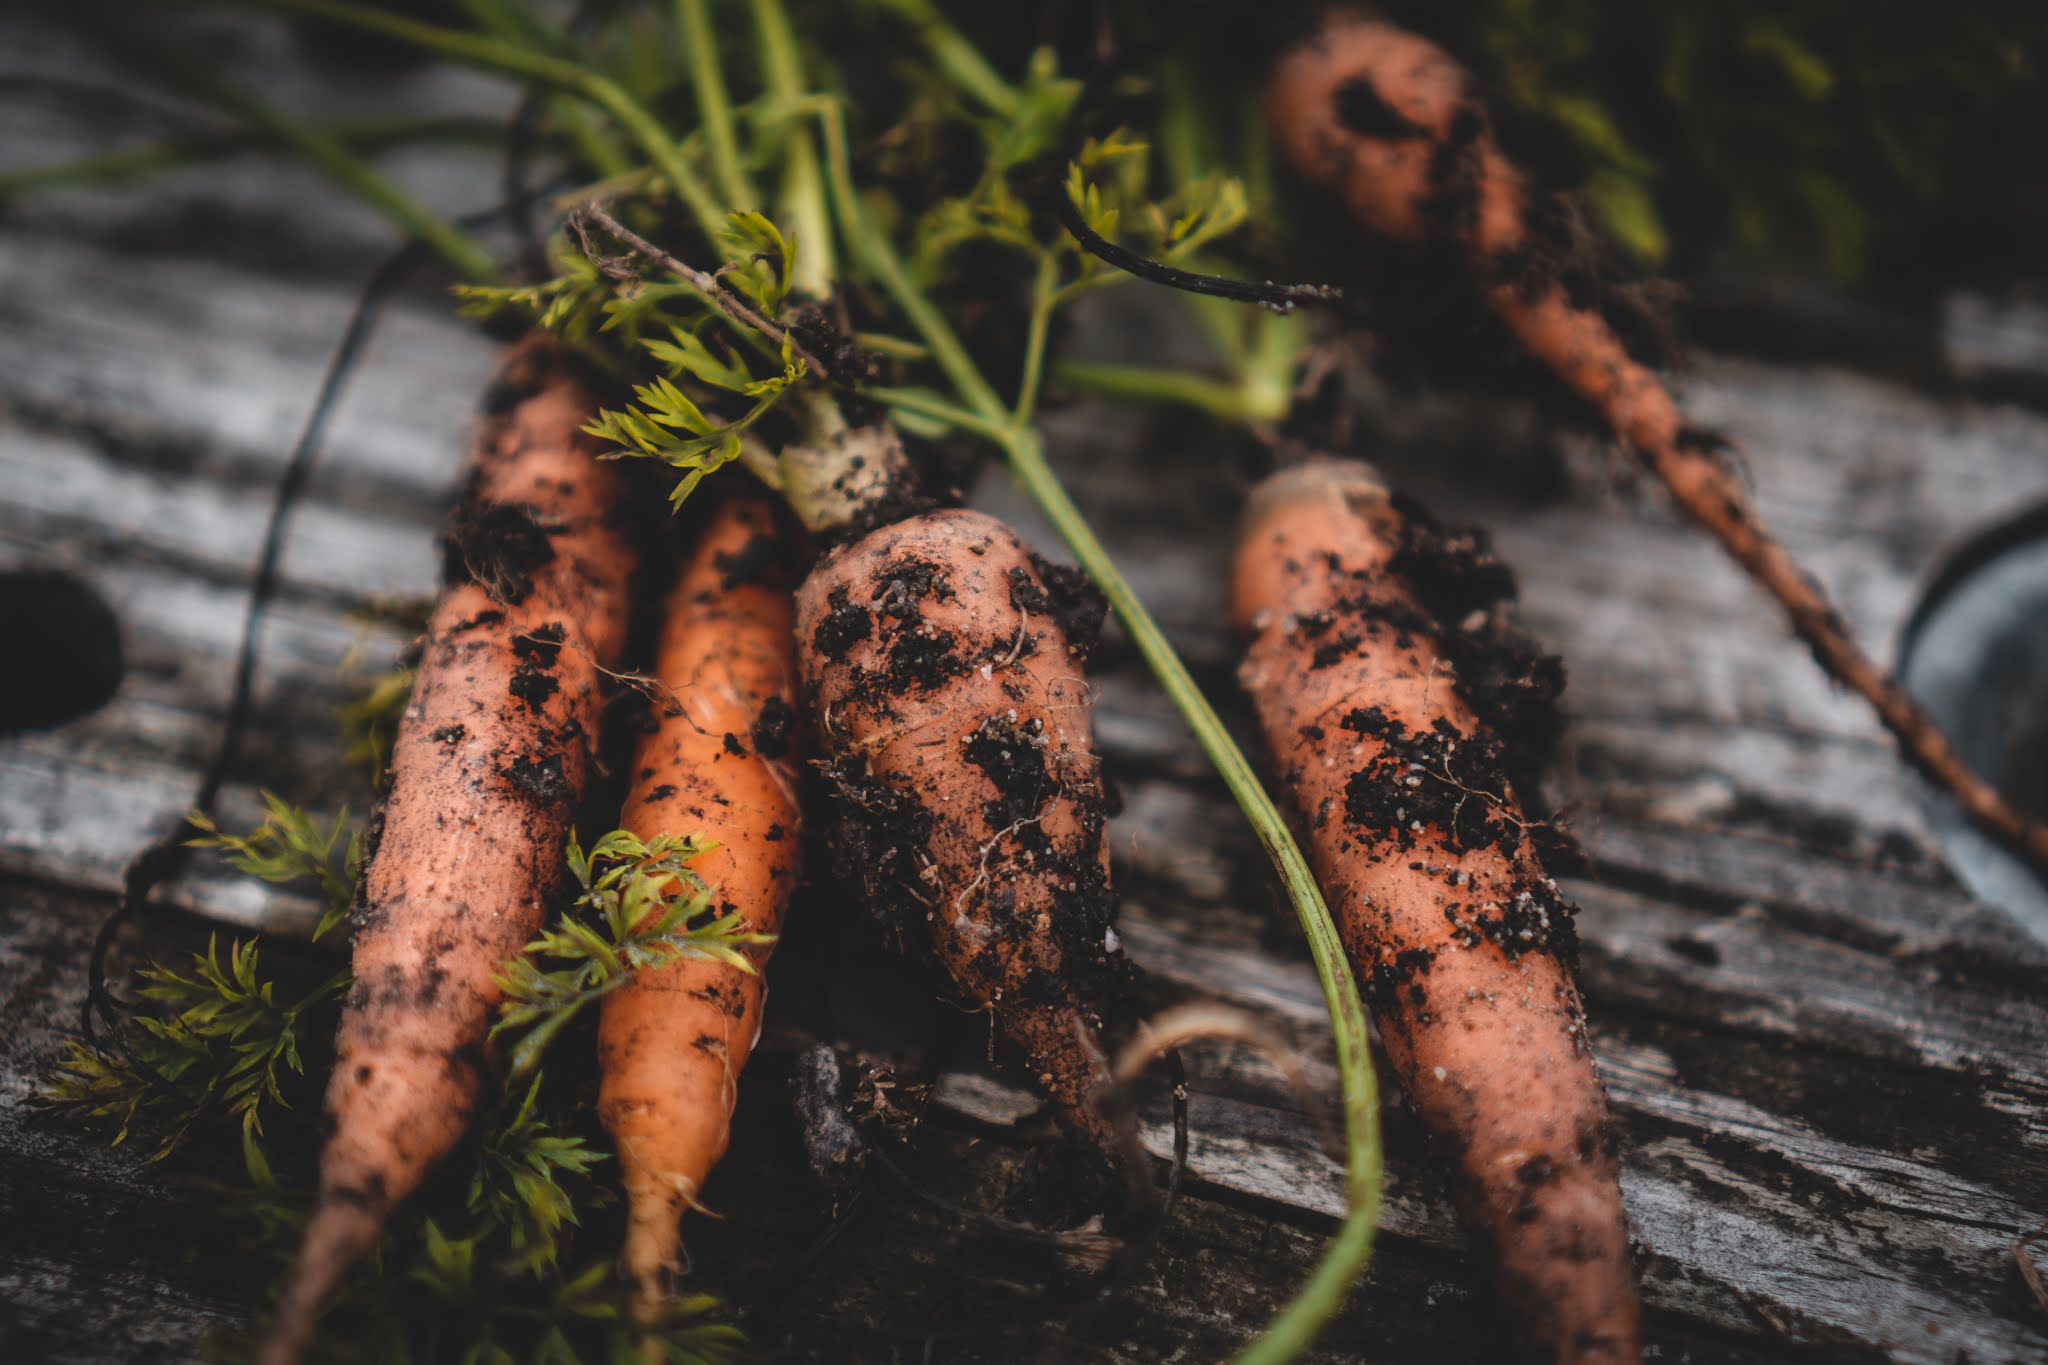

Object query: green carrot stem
[1050,359,1292,426]
[0,115,499,197]
[748,0,835,299]
[869,0,1019,116]
[677,0,756,210]
[220,0,725,243]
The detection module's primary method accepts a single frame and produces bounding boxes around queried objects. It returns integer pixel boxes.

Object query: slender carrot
[1267,6,2048,871]
[261,336,635,1365]
[597,492,803,1320]
[1233,459,1640,1363]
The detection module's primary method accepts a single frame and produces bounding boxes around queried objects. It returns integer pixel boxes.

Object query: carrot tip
[258,1196,383,1365]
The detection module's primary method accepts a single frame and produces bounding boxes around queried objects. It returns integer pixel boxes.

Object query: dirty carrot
[596,493,803,1320]
[261,336,636,1365]
[1233,459,1640,1363]
[795,506,1131,1180]
[1266,6,2048,872]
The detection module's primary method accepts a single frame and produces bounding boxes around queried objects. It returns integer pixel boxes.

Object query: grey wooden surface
[4,13,2048,1363]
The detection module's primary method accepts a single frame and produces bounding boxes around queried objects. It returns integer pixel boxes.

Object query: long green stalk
[816,100,1005,414]
[678,0,755,210]
[222,0,725,241]
[869,0,1018,116]
[454,0,549,43]
[748,0,834,299]
[1011,252,1062,424]
[457,0,633,179]
[1050,359,1292,427]
[72,20,498,280]
[0,114,499,197]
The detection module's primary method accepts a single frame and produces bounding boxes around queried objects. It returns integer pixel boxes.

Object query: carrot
[596,493,802,1319]
[261,335,636,1365]
[1233,459,1639,1363]
[794,508,1130,1176]
[1266,6,2048,871]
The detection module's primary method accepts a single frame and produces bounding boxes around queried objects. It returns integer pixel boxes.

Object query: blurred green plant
[1414,0,2048,282]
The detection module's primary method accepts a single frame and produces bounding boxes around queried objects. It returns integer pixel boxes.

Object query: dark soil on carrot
[440,502,559,606]
[1385,494,1569,793]
[750,695,796,759]
[810,546,1127,1051]
[1018,555,1107,662]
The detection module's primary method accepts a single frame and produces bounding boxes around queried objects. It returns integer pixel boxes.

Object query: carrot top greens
[44,934,348,1163]
[49,790,749,1363]
[494,829,774,1078]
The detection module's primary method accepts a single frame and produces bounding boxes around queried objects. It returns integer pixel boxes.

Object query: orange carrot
[794,508,1130,1174]
[1267,6,2048,870]
[1233,459,1639,1363]
[597,493,803,1319]
[261,336,636,1365]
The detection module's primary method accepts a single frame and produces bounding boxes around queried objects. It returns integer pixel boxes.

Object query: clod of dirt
[441,502,560,606]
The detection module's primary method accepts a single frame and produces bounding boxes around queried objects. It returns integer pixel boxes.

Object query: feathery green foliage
[188,793,362,940]
[462,213,809,507]
[306,1237,743,1365]
[494,830,772,1077]
[337,665,416,788]
[456,238,616,346]
[468,1073,608,1275]
[44,936,346,1161]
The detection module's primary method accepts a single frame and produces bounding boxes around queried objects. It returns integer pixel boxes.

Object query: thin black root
[1052,33,1340,314]
[1052,191,1341,314]
[83,233,430,1056]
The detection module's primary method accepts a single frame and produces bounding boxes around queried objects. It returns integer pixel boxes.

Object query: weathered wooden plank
[0,11,511,278]
[946,906,2048,1363]
[1576,816,2045,969]
[0,234,497,515]
[0,422,439,602]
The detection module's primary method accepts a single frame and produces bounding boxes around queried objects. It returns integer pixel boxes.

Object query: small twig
[2015,1215,2048,1315]
[1110,1002,1341,1163]
[570,205,832,381]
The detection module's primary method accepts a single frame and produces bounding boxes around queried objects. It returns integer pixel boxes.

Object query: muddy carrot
[794,507,1130,1177]
[262,335,636,1364]
[1233,459,1639,1363]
